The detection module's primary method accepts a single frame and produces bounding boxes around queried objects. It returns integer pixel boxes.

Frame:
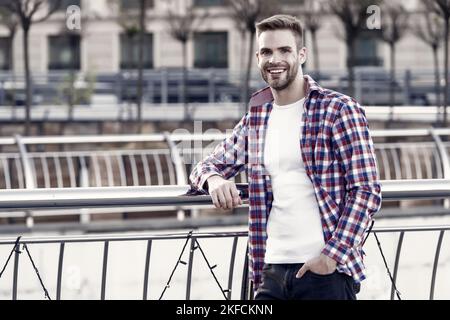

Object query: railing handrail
[0,128,449,146]
[0,226,447,245]
[0,179,448,210]
[0,231,249,245]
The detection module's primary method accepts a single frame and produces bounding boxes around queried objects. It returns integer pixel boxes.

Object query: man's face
[256,29,306,91]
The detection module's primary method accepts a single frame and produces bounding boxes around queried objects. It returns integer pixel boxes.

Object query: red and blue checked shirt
[189,75,382,292]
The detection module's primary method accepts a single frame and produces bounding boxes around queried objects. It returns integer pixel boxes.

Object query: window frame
[119,32,154,70]
[48,34,82,71]
[194,31,229,69]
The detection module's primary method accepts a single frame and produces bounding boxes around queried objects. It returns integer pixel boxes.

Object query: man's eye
[261,50,270,56]
[281,48,290,53]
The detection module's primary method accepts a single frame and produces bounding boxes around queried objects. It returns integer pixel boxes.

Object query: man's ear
[255,51,260,64]
[298,47,307,65]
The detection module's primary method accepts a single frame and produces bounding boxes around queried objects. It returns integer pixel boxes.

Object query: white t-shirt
[263,97,325,263]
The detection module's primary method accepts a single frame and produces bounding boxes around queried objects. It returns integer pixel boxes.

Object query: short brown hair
[255,15,304,49]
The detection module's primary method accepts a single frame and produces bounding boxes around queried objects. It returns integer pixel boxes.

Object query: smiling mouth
[267,68,286,75]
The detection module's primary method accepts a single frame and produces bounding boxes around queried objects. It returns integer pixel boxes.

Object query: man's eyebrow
[259,46,293,52]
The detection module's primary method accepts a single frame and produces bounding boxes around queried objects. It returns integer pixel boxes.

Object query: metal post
[14,135,35,189]
[404,70,412,106]
[115,73,122,104]
[354,69,362,103]
[208,70,215,103]
[161,69,168,105]
[101,241,109,300]
[163,132,188,220]
[143,240,152,300]
[226,236,239,300]
[430,230,445,300]
[15,135,35,228]
[185,237,196,300]
[391,232,404,300]
[430,129,450,208]
[12,242,20,300]
[147,80,154,104]
[56,243,65,300]
[240,243,249,301]
[79,156,91,223]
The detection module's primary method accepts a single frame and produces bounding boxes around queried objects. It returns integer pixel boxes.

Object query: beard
[260,60,300,91]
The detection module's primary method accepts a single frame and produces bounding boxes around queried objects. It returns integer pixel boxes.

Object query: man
[189,15,381,300]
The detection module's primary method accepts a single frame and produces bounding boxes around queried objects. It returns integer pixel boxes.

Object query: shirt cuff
[321,238,352,266]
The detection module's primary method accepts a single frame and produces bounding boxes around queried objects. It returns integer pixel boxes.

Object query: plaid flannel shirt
[189,75,382,293]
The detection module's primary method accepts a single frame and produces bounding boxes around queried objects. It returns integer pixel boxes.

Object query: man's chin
[269,81,289,91]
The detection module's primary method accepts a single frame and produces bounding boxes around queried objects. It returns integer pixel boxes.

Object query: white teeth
[268,69,285,74]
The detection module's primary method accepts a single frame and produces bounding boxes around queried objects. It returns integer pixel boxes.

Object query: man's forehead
[257,29,297,49]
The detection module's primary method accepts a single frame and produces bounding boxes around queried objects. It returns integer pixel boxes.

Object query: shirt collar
[262,74,322,109]
[304,74,323,97]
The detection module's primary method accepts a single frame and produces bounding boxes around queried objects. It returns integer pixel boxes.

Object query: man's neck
[271,75,306,106]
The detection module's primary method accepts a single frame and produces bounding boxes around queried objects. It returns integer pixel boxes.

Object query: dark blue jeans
[254,263,359,300]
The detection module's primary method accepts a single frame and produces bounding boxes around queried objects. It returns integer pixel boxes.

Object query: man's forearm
[321,184,381,265]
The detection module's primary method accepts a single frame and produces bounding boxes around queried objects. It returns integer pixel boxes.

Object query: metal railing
[0,129,449,225]
[370,225,450,300]
[0,231,248,300]
[0,69,448,107]
[0,179,449,210]
[0,179,449,300]
[1,129,448,189]
[1,104,449,123]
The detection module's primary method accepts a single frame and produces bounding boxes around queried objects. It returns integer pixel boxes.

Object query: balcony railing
[0,69,449,107]
[0,179,449,300]
[0,129,449,229]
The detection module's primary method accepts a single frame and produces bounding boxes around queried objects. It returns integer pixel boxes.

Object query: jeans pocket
[307,270,337,278]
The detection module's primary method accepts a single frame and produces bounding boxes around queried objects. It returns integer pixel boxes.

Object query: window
[280,0,305,4]
[353,30,383,66]
[120,0,154,10]
[0,37,11,70]
[194,32,228,68]
[194,0,225,7]
[120,33,153,69]
[48,34,81,70]
[48,0,81,11]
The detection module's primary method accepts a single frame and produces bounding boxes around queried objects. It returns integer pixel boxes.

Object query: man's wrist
[206,174,224,184]
[204,174,223,191]
[321,253,337,269]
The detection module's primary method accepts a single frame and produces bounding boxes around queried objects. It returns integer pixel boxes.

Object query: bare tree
[300,0,324,78]
[137,0,146,133]
[0,7,19,106]
[55,22,84,133]
[0,0,61,136]
[226,0,279,110]
[116,0,151,133]
[327,0,382,97]
[166,0,206,120]
[426,0,450,127]
[380,2,409,108]
[412,2,444,110]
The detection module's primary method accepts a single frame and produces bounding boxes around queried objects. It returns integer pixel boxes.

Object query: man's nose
[269,51,282,64]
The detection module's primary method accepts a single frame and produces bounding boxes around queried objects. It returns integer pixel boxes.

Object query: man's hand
[207,175,242,210]
[296,254,337,278]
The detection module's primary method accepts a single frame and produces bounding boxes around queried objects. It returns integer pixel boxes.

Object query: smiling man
[189,15,382,300]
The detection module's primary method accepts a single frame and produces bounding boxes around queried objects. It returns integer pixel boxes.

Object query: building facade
[0,0,444,77]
